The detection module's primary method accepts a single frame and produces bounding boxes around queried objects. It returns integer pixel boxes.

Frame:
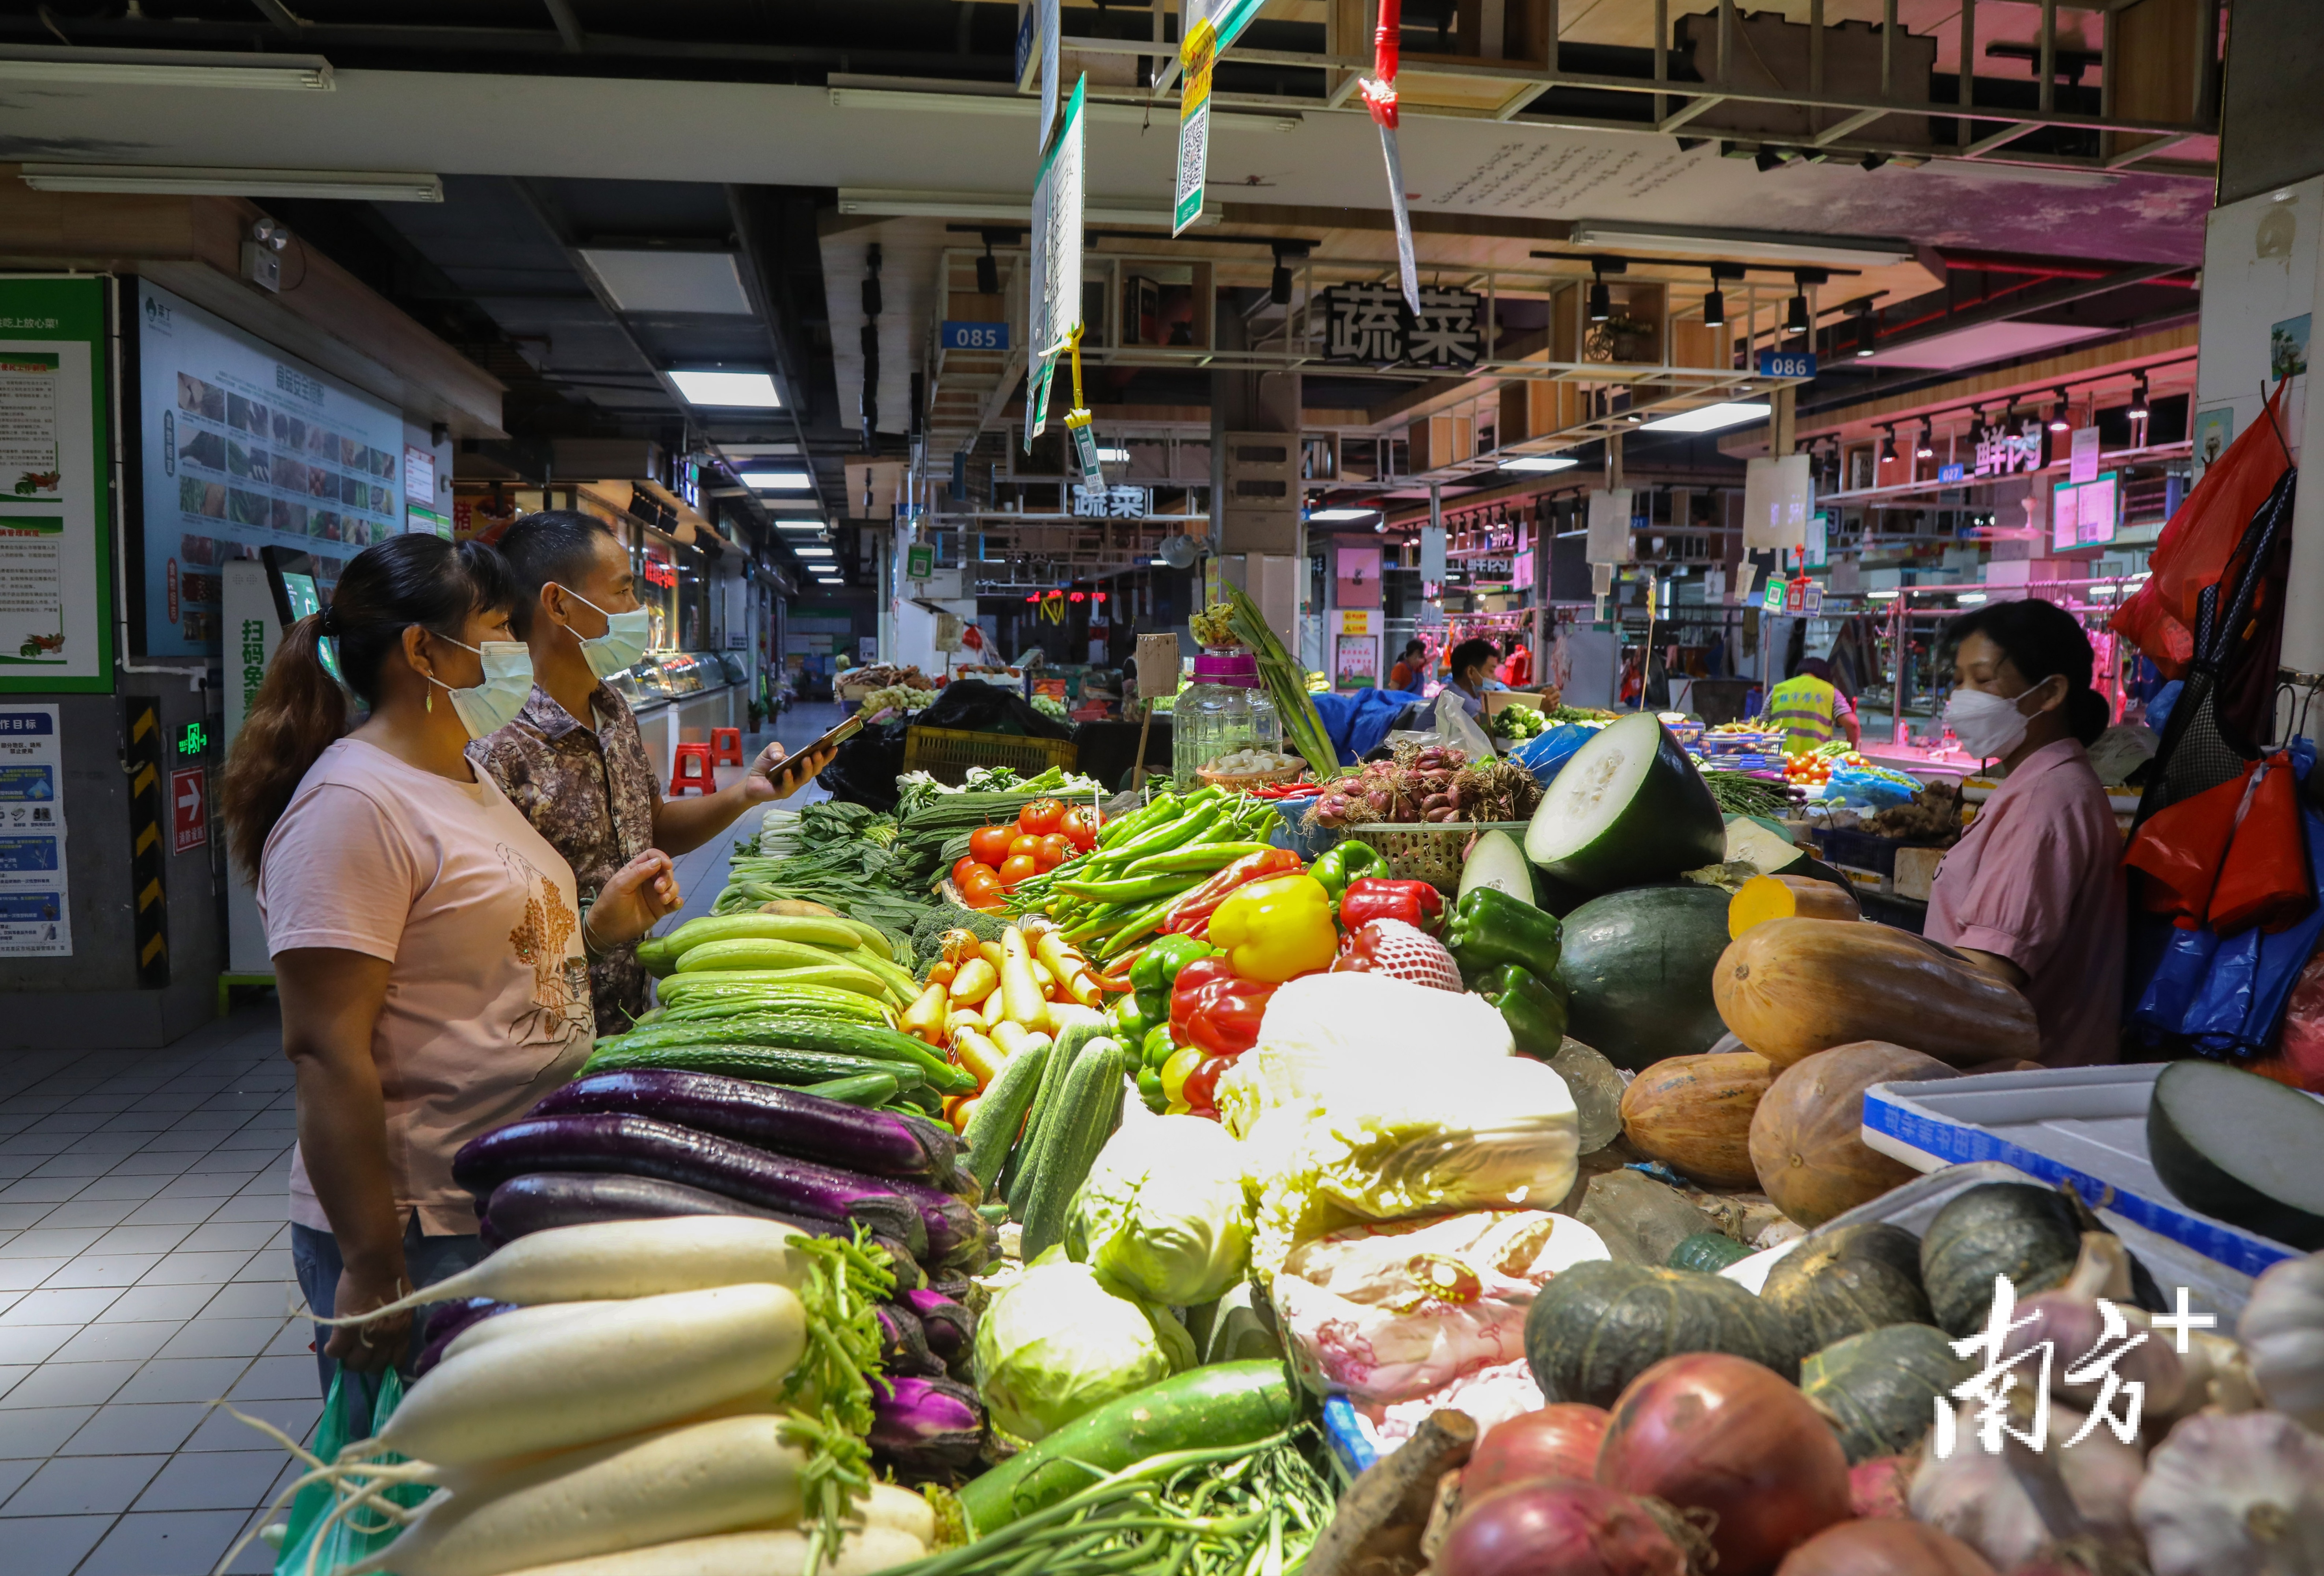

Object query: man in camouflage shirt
[472,512,833,1036]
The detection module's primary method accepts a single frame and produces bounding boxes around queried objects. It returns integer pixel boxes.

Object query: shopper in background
[1386,639,1427,693]
[219,533,682,1395]
[1765,655,1861,754]
[1442,637,1502,718]
[1924,597,2125,1067]
[476,511,835,1037]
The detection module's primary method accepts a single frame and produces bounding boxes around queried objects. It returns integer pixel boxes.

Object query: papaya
[1712,918,2041,1068]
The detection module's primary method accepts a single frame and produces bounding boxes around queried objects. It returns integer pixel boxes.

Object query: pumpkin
[1668,1232,1753,1273]
[1800,1323,1968,1464]
[1918,1183,2082,1336]
[1761,1223,1934,1351]
[1712,919,2040,1069]
[1749,1043,1958,1227]
[1728,873,1862,938]
[1525,1259,1797,1408]
[1619,1050,1776,1189]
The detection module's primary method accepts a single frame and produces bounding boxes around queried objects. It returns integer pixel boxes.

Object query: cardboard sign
[1134,632,1181,699]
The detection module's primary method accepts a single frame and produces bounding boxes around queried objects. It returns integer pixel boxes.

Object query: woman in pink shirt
[1925,598,2127,1067]
[221,535,679,1398]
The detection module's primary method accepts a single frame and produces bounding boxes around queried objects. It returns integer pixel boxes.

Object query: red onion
[1776,1518,2000,1576]
[1437,1478,1697,1576]
[1598,1353,1852,1576]
[1848,1456,1914,1521]
[1464,1405,1610,1499]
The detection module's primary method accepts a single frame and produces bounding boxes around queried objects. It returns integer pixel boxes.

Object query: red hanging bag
[2207,752,2317,935]
[2121,763,2255,924]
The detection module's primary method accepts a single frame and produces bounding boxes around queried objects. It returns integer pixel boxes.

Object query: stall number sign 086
[942,322,1010,351]
[1757,349,1818,379]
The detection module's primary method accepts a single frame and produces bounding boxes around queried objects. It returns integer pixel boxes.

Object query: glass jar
[1172,649,1282,784]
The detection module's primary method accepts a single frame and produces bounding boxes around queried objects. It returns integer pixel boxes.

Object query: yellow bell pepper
[1206,872,1338,982]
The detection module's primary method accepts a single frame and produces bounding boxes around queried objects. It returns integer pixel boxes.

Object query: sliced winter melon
[2148,1061,2324,1250]
[1524,711,1727,893]
[1459,829,1539,906]
[1724,814,1807,873]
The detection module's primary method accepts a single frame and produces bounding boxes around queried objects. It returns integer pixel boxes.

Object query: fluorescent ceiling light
[742,471,814,492]
[776,520,826,531]
[669,370,782,408]
[1638,401,1772,433]
[835,188,1193,226]
[1867,589,1901,599]
[1502,455,1579,472]
[1151,557,1172,566]
[1308,507,1376,522]
[1923,162,2119,191]
[793,546,834,557]
[1565,221,1911,269]
[0,45,332,90]
[17,163,439,201]
[1956,592,1988,604]
[580,249,753,316]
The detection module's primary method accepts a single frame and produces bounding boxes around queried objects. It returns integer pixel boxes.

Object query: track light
[1915,420,1934,459]
[1269,242,1308,310]
[1852,306,1877,358]
[1878,425,1896,463]
[2048,388,2072,433]
[1755,147,1784,173]
[1702,287,1725,328]
[1588,275,1612,322]
[1785,293,1810,335]
[975,240,998,297]
[2127,375,2150,420]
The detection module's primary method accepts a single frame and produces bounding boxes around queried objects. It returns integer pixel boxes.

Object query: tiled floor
[0,712,836,1575]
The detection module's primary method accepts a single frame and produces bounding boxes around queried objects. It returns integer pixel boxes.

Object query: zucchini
[1019,1035,1128,1260]
[963,1037,1051,1199]
[586,1015,973,1092]
[1524,710,1727,893]
[667,911,866,952]
[1007,1022,1103,1216]
[576,1043,921,1088]
[957,1362,1299,1535]
[656,966,893,1002]
[673,937,860,974]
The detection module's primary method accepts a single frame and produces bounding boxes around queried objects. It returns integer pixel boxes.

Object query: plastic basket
[901,725,1078,786]
[1271,798,1341,861]
[1341,820,1531,890]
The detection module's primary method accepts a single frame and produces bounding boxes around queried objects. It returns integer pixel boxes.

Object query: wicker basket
[1340,820,1532,889]
[1195,764,1306,793]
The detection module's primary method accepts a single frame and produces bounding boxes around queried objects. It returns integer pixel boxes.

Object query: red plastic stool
[669,742,717,797]
[709,726,744,766]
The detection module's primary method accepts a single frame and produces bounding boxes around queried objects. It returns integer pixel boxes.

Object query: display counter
[607,649,750,778]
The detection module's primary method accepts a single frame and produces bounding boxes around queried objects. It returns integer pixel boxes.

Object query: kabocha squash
[1759,1223,1934,1351]
[1523,1259,1796,1408]
[1711,918,2040,1068]
[1919,1183,2082,1335]
[1801,1323,1969,1464]
[1748,1043,1958,1227]
[1618,1050,1775,1189]
[1727,873,1863,938]
[1668,1232,1753,1273]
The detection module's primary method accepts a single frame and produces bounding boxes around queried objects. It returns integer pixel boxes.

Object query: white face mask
[1943,677,2054,760]
[430,637,534,740]
[553,584,652,680]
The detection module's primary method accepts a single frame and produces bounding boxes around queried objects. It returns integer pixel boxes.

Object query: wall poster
[0,703,69,956]
[0,277,112,693]
[132,279,405,659]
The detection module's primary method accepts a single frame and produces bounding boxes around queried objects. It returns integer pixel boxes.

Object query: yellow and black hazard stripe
[125,698,169,987]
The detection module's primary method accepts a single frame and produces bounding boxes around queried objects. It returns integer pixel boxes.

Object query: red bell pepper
[1168,957,1278,1058]
[1339,876,1446,935]
[1158,847,1303,938]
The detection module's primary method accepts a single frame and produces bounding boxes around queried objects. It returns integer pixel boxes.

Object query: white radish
[343,1414,835,1576]
[441,1301,619,1365]
[373,1284,804,1467]
[487,1525,926,1576]
[325,1218,830,1324]
[852,1483,937,1548]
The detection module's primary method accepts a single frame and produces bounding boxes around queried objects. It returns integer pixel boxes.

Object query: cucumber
[576,1043,920,1087]
[656,966,893,1002]
[957,1362,1299,1535]
[667,912,865,952]
[962,1037,1052,1199]
[1555,884,1733,1071]
[802,1070,905,1106]
[2148,1060,2324,1249]
[1524,710,1726,893]
[674,937,858,974]
[635,935,681,976]
[1019,1036,1127,1260]
[586,1015,974,1093]
[1007,1021,1102,1216]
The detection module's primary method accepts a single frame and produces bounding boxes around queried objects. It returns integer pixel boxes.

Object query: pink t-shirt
[259,738,595,1235]
[1924,738,2127,1067]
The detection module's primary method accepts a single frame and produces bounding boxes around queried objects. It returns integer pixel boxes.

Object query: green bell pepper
[1141,1022,1178,1070]
[1469,961,1571,1059]
[1311,840,1388,900]
[1446,885,1564,981]
[1130,933,1215,1022]
[1106,990,1156,1045]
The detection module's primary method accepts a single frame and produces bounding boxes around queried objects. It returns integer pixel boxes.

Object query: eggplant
[900,1286,975,1365]
[452,1113,933,1259]
[530,1069,962,1189]
[868,1374,986,1480]
[413,1297,514,1378]
[876,1301,943,1376]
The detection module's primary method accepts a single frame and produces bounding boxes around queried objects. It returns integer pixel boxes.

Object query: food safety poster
[134,279,404,660]
[0,703,69,956]
[0,277,111,693]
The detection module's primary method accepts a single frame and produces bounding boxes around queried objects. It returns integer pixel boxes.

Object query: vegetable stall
[244,691,2324,1576]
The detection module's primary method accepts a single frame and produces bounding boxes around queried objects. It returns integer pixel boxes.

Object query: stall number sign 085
[941,322,1010,351]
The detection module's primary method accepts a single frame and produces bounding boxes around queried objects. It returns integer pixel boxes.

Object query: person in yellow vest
[1766,656,1861,755]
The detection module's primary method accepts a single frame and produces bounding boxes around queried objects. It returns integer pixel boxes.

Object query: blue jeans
[291,1218,487,1417]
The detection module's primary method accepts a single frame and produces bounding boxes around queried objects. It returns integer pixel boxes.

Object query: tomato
[1018,798,1066,835]
[1060,806,1098,850]
[1008,833,1042,860]
[1034,833,1074,870]
[997,853,1041,889]
[951,856,993,888]
[1180,1053,1235,1113]
[958,868,1004,909]
[968,824,1015,866]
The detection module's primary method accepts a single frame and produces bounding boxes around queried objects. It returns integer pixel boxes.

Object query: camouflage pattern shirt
[471,682,660,1039]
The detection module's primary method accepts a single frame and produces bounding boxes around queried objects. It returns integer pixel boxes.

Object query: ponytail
[219,533,517,882]
[2067,686,2110,747]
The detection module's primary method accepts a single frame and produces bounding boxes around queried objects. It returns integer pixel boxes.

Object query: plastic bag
[1510,723,1599,787]
[1357,1357,1547,1453]
[2272,951,2324,1091]
[274,1368,426,1576]
[2181,803,2324,1057]
[2123,766,2250,924]
[2208,753,2315,934]
[2130,922,2220,1039]
[1435,690,1496,763]
[1271,1210,1608,1404]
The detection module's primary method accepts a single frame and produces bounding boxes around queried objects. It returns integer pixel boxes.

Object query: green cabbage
[1066,1115,1253,1307]
[971,1249,1195,1443]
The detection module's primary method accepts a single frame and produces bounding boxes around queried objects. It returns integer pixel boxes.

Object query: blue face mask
[552,584,653,680]
[430,637,533,739]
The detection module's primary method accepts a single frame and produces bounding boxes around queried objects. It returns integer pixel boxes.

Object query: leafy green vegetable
[971,1249,1193,1444]
[1065,1115,1253,1307]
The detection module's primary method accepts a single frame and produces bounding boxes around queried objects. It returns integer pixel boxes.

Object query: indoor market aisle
[0,708,844,1575]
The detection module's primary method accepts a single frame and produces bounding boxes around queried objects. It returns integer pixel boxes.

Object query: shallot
[2130,1410,2324,1576]
[1436,1478,1701,1576]
[1776,1518,1999,1576]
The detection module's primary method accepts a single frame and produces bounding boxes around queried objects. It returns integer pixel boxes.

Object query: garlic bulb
[1908,1398,2144,1571]
[2131,1411,2324,1576]
[2240,1250,2324,1430]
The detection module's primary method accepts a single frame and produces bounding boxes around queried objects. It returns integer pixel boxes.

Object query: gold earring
[426,689,433,714]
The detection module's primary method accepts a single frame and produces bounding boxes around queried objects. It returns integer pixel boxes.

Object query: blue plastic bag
[1512,723,1600,787]
[273,1368,427,1576]
[2181,802,2324,1056]
[2130,923,2220,1038]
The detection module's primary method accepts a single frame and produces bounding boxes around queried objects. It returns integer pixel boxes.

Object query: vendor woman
[1924,598,2126,1066]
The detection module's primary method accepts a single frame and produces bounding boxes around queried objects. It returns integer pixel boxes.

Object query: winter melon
[1556,885,1735,1071]
[1525,711,1727,893]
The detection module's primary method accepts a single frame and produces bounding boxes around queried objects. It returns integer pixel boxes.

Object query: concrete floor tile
[0,1364,28,1400]
[221,1357,316,1403]
[0,1456,37,1503]
[45,1321,181,1364]
[0,1180,86,1206]
[149,1174,246,1200]
[132,1450,285,1513]
[109,1359,249,1405]
[58,1401,210,1456]
[0,1204,55,1229]
[197,1284,299,1321]
[101,1150,197,1176]
[155,1319,287,1362]
[0,1259,71,1292]
[79,1508,253,1576]
[88,1225,195,1256]
[25,1201,138,1230]
[2,1450,167,1514]
[137,1253,255,1287]
[0,1362,138,1411]
[39,1255,163,1290]
[0,1327,78,1365]
[173,1222,275,1253]
[96,1285,214,1325]
[0,1230,106,1260]
[0,1513,110,1575]
[262,1321,312,1359]
[231,1251,292,1284]
[117,1198,219,1228]
[0,1289,121,1328]
[182,1396,317,1452]
[65,1176,170,1202]
[0,1407,97,1458]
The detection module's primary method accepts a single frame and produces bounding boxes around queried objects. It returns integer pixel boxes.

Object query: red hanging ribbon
[1363,0,1401,128]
